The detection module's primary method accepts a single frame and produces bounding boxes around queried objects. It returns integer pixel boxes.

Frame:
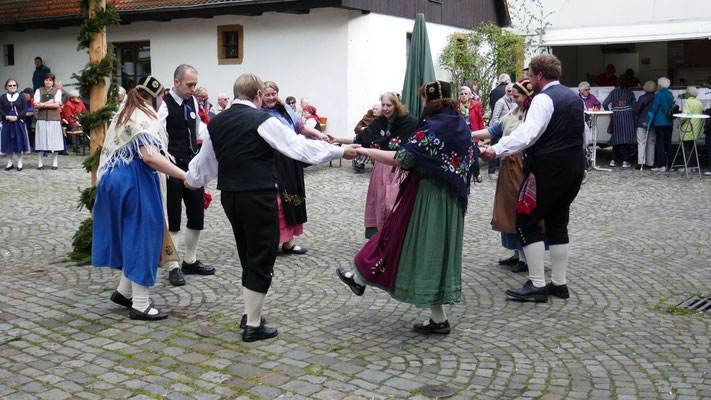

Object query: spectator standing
[55,81,69,105]
[625,68,642,88]
[465,79,480,101]
[21,88,35,148]
[34,73,65,169]
[634,81,657,167]
[594,64,617,86]
[285,96,297,111]
[32,57,50,91]
[1,78,30,171]
[646,77,674,172]
[602,75,636,167]
[490,83,515,127]
[194,87,211,124]
[678,86,703,172]
[210,92,230,116]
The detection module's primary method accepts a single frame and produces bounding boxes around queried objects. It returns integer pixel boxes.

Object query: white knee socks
[522,241,546,288]
[430,305,447,323]
[131,281,158,315]
[117,273,132,298]
[17,153,22,169]
[52,151,58,168]
[518,249,527,263]
[184,228,200,264]
[549,244,569,286]
[38,151,44,167]
[243,288,266,327]
[5,154,12,168]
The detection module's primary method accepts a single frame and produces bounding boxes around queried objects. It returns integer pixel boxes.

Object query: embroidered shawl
[355,113,418,150]
[400,107,475,211]
[97,105,170,181]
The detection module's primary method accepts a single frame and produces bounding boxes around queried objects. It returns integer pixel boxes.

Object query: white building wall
[345,12,463,134]
[0,8,463,136]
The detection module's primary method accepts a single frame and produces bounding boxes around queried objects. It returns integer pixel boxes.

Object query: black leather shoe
[51,166,58,170]
[498,255,519,266]
[242,322,278,342]
[239,314,266,330]
[37,166,44,170]
[129,307,168,321]
[511,261,528,273]
[4,165,12,171]
[16,167,22,171]
[169,268,186,286]
[506,280,548,302]
[413,319,451,334]
[110,291,132,308]
[181,260,215,275]
[546,282,570,299]
[336,266,365,296]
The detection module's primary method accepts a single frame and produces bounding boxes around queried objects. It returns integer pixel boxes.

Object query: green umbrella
[402,13,437,120]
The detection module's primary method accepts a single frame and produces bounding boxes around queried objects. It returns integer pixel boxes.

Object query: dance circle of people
[89,54,588,342]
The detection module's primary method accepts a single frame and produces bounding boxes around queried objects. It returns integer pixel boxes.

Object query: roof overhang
[535,19,711,46]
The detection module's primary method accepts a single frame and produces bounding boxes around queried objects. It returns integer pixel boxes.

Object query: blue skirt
[0,118,30,154]
[92,159,164,286]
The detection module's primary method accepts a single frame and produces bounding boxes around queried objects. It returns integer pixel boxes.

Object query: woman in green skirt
[337,81,476,334]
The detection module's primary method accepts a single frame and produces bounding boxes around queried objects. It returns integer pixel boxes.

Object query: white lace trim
[97,133,164,181]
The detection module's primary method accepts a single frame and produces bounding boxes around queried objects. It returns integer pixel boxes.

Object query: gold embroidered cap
[136,75,164,98]
[423,81,451,102]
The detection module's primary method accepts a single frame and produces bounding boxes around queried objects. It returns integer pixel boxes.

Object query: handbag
[664,92,679,121]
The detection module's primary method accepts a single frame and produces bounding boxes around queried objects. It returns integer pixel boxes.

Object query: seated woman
[61,89,87,154]
[92,76,187,321]
[337,81,476,334]
[578,81,601,110]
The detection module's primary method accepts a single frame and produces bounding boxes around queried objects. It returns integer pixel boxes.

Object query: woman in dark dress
[261,81,331,254]
[603,75,636,168]
[1,78,30,171]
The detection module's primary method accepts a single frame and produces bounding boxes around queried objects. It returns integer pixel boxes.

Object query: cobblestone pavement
[0,152,710,400]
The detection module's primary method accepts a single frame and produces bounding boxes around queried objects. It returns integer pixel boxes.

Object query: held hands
[341,144,361,160]
[184,179,197,191]
[479,145,497,162]
[355,147,369,156]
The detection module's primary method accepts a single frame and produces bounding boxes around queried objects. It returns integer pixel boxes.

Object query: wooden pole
[88,0,107,187]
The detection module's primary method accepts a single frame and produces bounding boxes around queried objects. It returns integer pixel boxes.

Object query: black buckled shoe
[497,255,519,266]
[511,261,529,273]
[242,321,278,342]
[546,282,570,299]
[129,306,168,321]
[169,268,186,286]
[239,314,266,329]
[506,280,548,302]
[110,291,132,308]
[413,319,451,334]
[182,260,215,275]
[336,267,365,296]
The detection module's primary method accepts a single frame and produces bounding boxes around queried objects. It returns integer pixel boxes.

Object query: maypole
[69,0,120,263]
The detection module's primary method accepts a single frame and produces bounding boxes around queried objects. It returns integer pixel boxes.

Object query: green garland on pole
[69,0,120,264]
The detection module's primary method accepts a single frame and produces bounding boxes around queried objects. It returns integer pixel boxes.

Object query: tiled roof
[0,0,288,22]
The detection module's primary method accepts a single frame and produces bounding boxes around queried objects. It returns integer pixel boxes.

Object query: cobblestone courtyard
[0,153,710,400]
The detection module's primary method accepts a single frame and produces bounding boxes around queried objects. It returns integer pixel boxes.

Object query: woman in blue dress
[92,76,187,321]
[1,78,31,171]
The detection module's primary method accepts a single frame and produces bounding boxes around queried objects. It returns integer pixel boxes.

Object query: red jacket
[457,99,485,131]
[61,98,87,125]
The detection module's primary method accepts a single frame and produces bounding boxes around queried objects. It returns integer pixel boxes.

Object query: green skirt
[390,178,463,308]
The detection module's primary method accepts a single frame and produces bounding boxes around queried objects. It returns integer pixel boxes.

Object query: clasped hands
[479,144,497,162]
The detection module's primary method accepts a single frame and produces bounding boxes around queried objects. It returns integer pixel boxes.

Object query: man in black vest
[481,54,589,303]
[157,64,215,286]
[185,73,359,342]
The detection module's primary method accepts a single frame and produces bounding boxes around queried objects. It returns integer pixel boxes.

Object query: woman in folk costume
[302,105,322,132]
[1,78,31,171]
[261,81,331,254]
[337,81,476,334]
[33,73,65,170]
[333,93,419,238]
[92,76,187,321]
[473,79,540,273]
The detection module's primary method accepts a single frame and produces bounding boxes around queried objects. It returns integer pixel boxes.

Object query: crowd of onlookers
[580,64,709,175]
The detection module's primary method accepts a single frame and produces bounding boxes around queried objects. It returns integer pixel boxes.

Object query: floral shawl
[97,105,170,181]
[400,107,475,211]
